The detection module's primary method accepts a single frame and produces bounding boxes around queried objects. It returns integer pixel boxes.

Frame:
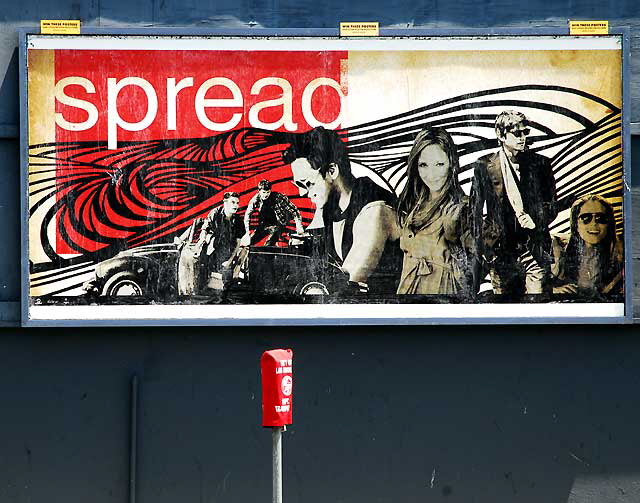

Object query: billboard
[21,32,630,324]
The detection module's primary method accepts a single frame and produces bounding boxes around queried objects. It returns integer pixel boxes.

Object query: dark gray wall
[1,2,639,502]
[1,327,640,503]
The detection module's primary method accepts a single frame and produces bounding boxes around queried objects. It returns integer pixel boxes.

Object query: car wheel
[294,281,330,297]
[102,272,145,296]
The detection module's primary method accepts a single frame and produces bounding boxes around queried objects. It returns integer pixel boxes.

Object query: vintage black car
[82,242,181,298]
[82,221,345,300]
[231,236,346,298]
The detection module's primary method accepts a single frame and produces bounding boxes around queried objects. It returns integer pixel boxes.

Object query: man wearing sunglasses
[470,110,558,299]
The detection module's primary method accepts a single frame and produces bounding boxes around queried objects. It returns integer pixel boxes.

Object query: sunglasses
[578,212,609,225]
[508,128,530,138]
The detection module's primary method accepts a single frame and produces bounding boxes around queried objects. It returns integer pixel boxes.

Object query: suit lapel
[486,152,504,199]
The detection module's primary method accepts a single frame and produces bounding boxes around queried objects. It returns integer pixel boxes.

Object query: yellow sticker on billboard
[340,22,379,37]
[40,20,81,35]
[569,20,609,35]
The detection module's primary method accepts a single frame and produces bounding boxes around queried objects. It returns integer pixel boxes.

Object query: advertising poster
[23,34,627,323]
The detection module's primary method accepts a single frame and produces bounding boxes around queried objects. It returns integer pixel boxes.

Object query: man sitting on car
[243,179,305,246]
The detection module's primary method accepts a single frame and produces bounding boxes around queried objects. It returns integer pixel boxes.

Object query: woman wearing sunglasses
[552,194,623,297]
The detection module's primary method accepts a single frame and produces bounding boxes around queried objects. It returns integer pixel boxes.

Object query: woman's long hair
[565,194,620,287]
[396,127,465,229]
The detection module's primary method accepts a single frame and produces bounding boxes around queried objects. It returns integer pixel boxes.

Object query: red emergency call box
[260,349,293,427]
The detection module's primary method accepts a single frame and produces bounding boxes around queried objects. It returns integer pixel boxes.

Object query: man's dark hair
[495,110,528,138]
[223,191,240,199]
[283,127,353,180]
[257,180,272,191]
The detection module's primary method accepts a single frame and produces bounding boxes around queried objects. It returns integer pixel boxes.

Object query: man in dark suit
[470,111,558,298]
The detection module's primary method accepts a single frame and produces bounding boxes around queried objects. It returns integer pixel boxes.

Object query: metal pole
[129,375,138,503]
[272,427,282,503]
